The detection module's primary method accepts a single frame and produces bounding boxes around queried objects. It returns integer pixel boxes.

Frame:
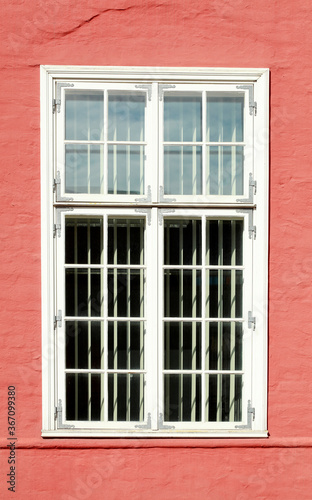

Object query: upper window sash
[55,81,255,204]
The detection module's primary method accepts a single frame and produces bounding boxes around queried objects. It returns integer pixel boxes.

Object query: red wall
[1,0,312,498]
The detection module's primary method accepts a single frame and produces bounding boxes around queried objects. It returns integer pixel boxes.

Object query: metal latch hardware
[54,171,74,202]
[135,413,152,429]
[134,84,152,101]
[235,400,255,430]
[158,413,175,430]
[237,173,257,204]
[236,85,257,115]
[54,310,62,329]
[53,82,74,113]
[248,311,256,330]
[159,84,176,101]
[55,400,75,429]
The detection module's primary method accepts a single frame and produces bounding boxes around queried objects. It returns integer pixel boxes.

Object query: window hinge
[135,185,152,203]
[134,84,152,101]
[55,400,75,429]
[158,209,175,225]
[235,400,255,430]
[53,207,74,238]
[52,82,74,113]
[135,413,152,429]
[236,85,257,115]
[134,209,151,225]
[159,186,176,203]
[237,173,257,203]
[159,84,176,100]
[53,171,74,202]
[236,208,256,239]
[248,311,256,330]
[54,310,62,329]
[158,413,175,430]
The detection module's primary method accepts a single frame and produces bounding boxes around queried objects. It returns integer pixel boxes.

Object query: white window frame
[41,66,269,437]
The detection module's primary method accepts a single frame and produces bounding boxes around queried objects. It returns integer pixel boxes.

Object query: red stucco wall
[1,0,312,498]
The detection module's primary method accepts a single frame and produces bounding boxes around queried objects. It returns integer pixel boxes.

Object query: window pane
[207,146,243,195]
[164,219,201,265]
[108,218,144,265]
[66,373,103,421]
[108,269,144,317]
[205,322,242,371]
[206,374,242,422]
[206,270,243,318]
[65,218,103,265]
[108,321,144,370]
[164,322,201,370]
[108,374,144,421]
[206,96,243,143]
[206,219,243,266]
[65,144,103,194]
[65,91,104,141]
[108,145,144,195]
[164,95,202,142]
[66,269,103,317]
[164,145,202,195]
[164,374,201,422]
[108,93,145,141]
[66,321,103,369]
[164,270,201,318]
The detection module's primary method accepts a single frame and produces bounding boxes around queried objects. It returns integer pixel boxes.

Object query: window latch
[235,400,255,430]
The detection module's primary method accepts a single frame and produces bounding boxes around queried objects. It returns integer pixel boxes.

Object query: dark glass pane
[206,219,243,266]
[164,374,201,422]
[206,270,243,318]
[108,374,144,421]
[206,374,242,422]
[66,321,102,369]
[108,321,144,369]
[65,218,103,264]
[164,322,201,370]
[108,219,144,265]
[206,322,242,371]
[164,270,201,318]
[66,373,103,421]
[66,269,102,317]
[164,219,201,265]
[108,269,144,317]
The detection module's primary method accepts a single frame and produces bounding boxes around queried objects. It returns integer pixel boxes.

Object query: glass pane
[164,95,202,142]
[207,146,243,195]
[206,270,243,318]
[164,270,201,318]
[66,268,103,317]
[206,96,243,142]
[108,93,145,141]
[65,144,103,194]
[108,145,144,195]
[66,373,103,421]
[164,146,202,195]
[108,218,144,265]
[164,374,201,422]
[108,269,144,317]
[164,322,201,370]
[164,219,201,266]
[108,321,144,369]
[206,374,242,422]
[65,91,104,141]
[66,321,103,369]
[205,322,242,371]
[65,218,103,265]
[108,374,144,421]
[206,219,243,266]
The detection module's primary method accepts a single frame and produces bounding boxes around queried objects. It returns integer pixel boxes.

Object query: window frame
[41,66,269,437]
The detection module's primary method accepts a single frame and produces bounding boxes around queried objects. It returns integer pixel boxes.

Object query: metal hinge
[53,171,74,202]
[235,400,255,430]
[248,311,256,330]
[54,310,62,329]
[158,413,175,429]
[159,186,176,203]
[134,84,152,101]
[236,208,256,239]
[55,400,75,429]
[237,173,257,203]
[159,84,176,100]
[53,207,74,238]
[236,85,257,116]
[134,208,151,225]
[53,82,74,113]
[158,209,175,225]
[135,185,152,203]
[135,413,152,429]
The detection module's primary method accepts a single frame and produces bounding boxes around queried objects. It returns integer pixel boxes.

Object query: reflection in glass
[206,374,242,422]
[164,146,202,195]
[108,374,144,421]
[108,145,144,195]
[108,94,145,141]
[206,96,243,143]
[164,95,202,142]
[207,146,243,195]
[164,270,201,318]
[164,374,201,421]
[65,91,104,141]
[65,145,103,194]
[66,373,103,421]
[164,219,201,265]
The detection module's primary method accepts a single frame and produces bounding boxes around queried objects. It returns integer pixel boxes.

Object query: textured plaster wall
[1,0,312,498]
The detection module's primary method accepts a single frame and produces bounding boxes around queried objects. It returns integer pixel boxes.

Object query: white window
[41,66,269,437]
